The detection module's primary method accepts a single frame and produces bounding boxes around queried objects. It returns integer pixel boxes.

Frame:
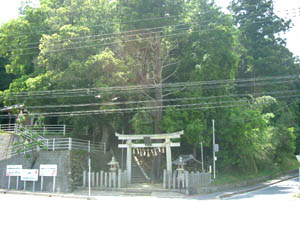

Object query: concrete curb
[0,189,95,200]
[217,174,298,199]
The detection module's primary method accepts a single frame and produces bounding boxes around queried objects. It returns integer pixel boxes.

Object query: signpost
[21,169,39,192]
[6,165,22,190]
[40,164,57,193]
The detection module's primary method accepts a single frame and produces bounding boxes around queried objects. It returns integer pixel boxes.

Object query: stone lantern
[176,156,186,188]
[108,156,119,172]
[176,156,185,174]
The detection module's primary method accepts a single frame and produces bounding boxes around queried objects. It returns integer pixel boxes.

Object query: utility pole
[212,120,216,179]
[88,140,91,197]
[200,142,204,172]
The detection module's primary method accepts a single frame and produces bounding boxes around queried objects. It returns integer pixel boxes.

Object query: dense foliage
[0,0,299,178]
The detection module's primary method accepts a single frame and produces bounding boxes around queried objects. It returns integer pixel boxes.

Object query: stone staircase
[131,157,150,183]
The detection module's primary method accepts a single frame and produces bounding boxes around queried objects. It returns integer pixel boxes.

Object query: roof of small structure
[172,154,201,165]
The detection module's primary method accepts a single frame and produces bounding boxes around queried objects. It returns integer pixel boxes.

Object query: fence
[82,169,128,188]
[163,169,211,194]
[0,124,49,151]
[0,124,106,160]
[45,138,106,153]
[0,123,70,137]
[0,143,37,160]
[25,125,71,136]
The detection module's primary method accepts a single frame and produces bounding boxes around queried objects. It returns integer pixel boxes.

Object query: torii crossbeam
[116,131,184,184]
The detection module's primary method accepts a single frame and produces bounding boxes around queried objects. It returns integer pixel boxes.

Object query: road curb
[217,174,298,199]
[0,189,96,200]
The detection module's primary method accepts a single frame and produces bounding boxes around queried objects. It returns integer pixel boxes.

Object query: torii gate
[116,131,184,184]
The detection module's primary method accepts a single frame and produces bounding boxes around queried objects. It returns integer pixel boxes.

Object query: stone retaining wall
[0,151,72,192]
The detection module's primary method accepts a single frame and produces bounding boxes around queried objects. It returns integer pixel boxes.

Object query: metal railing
[0,124,106,160]
[0,124,48,149]
[46,138,106,153]
[0,142,40,160]
[24,125,71,136]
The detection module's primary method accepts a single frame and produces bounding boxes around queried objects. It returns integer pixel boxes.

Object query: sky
[0,0,299,56]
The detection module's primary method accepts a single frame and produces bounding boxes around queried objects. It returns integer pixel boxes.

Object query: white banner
[21,169,39,181]
[40,164,57,177]
[6,165,22,176]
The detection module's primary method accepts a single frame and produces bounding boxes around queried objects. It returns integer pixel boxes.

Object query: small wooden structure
[115,131,184,184]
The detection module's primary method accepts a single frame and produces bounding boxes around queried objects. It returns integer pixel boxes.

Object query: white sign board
[21,169,39,181]
[40,164,57,177]
[214,144,219,153]
[6,165,22,176]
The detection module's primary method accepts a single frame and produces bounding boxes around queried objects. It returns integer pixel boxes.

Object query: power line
[1,94,299,118]
[1,74,298,102]
[3,9,300,56]
[3,89,298,111]
[1,74,298,101]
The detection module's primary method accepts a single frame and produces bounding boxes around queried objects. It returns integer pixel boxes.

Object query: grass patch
[0,129,9,134]
[211,158,299,187]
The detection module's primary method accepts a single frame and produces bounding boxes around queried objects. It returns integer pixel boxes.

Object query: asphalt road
[226,177,299,200]
[0,178,299,225]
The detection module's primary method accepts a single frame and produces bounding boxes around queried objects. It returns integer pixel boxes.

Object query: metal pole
[88,140,91,197]
[212,120,216,179]
[121,149,124,170]
[201,142,204,172]
[41,176,43,191]
[16,176,19,190]
[53,176,56,193]
[8,176,11,190]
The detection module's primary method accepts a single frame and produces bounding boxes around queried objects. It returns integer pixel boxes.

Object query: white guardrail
[0,124,71,136]
[0,124,106,160]
[25,125,70,136]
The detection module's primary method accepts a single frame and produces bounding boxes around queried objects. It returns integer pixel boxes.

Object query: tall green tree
[230,0,298,94]
[162,0,239,158]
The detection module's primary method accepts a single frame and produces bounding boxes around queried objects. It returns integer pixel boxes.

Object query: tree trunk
[101,125,110,145]
[151,38,164,181]
[192,144,197,158]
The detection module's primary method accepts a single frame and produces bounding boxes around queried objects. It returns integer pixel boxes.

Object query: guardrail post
[43,126,46,136]
[68,138,72,150]
[63,125,66,136]
[53,138,55,151]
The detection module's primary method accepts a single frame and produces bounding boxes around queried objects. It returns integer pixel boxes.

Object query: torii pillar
[116,131,184,184]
